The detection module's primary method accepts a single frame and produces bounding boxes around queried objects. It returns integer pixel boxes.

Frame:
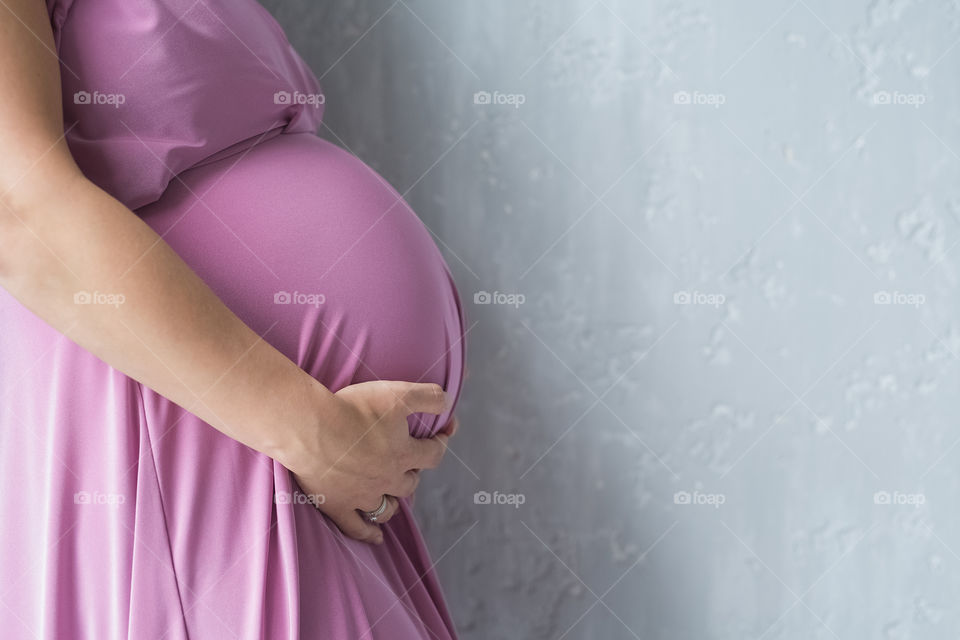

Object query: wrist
[267,372,339,474]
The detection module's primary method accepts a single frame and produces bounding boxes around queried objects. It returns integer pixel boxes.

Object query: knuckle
[391,381,410,403]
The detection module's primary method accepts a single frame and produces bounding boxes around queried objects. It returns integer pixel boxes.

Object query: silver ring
[363,495,389,522]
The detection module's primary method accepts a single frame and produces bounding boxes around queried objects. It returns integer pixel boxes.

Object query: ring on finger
[362,495,389,523]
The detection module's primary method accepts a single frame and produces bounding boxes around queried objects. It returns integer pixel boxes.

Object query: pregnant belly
[136,132,465,437]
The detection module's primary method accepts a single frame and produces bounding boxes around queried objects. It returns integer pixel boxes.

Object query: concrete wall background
[261,1,960,638]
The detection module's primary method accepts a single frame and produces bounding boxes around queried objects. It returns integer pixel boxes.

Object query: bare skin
[0,0,456,545]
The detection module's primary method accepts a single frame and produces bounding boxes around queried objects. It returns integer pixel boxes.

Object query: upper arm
[0,0,83,209]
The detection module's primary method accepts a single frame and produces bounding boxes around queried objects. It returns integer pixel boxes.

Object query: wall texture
[261,1,960,638]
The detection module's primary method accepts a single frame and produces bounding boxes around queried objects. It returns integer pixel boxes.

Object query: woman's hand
[290,380,455,544]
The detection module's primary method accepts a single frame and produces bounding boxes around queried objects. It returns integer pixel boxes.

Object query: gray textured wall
[262,1,960,638]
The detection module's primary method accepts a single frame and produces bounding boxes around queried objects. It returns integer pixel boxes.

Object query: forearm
[0,169,330,469]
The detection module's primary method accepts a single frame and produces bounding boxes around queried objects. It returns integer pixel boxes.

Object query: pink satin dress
[0,1,466,638]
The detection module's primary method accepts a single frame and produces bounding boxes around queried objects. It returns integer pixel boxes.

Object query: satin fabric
[47,0,324,210]
[0,2,465,638]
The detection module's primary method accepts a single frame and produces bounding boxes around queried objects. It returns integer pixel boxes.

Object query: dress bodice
[45,0,325,209]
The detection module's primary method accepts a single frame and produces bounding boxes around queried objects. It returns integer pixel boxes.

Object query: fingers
[439,414,459,437]
[327,506,383,545]
[379,496,401,523]
[359,494,388,514]
[403,431,450,470]
[391,382,448,417]
[391,470,421,498]
[359,495,401,524]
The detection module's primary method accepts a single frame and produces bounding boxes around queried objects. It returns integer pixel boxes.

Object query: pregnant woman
[0,0,466,638]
